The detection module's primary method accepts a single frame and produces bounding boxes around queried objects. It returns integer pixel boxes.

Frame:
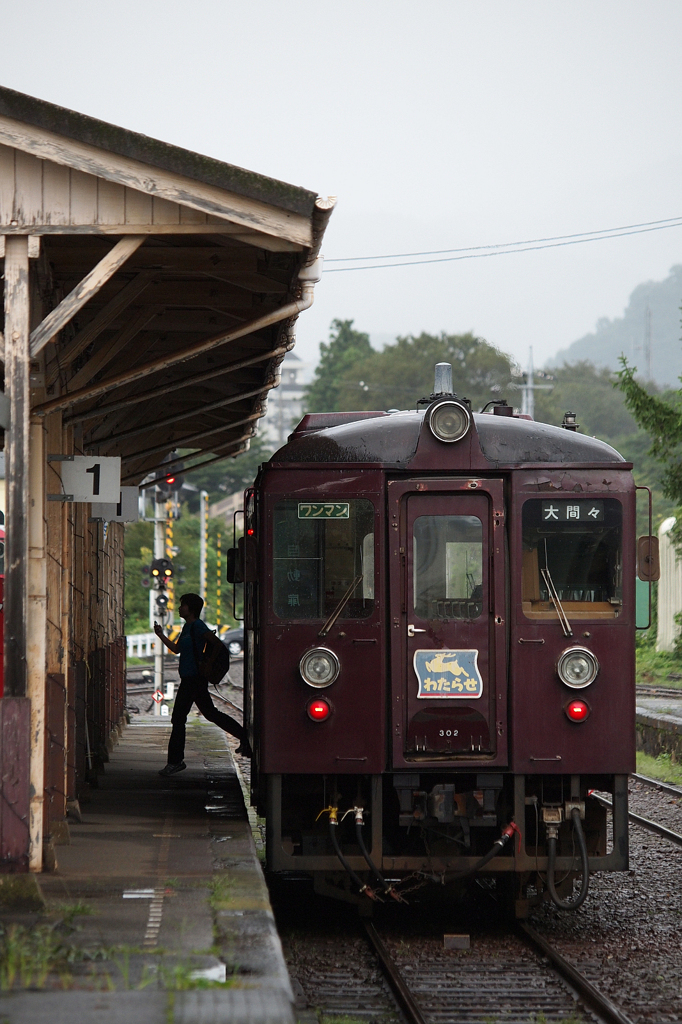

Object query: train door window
[413,515,483,620]
[272,499,375,620]
[521,498,622,620]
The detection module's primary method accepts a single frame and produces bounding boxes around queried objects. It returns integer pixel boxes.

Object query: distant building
[258,351,312,448]
[209,491,244,526]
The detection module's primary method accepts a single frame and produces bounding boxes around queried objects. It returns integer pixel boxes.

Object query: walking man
[154,593,252,776]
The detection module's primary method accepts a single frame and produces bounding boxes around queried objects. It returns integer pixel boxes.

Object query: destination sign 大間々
[297,502,350,520]
[540,500,604,523]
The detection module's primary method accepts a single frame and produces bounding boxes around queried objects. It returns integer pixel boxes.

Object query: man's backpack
[190,624,231,685]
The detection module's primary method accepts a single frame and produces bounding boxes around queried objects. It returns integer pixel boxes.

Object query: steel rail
[635,685,682,699]
[592,793,682,847]
[518,923,635,1024]
[365,916,633,1024]
[632,772,682,798]
[362,922,428,1024]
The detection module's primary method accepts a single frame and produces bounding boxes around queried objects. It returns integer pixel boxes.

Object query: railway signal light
[151,557,174,581]
[141,564,150,588]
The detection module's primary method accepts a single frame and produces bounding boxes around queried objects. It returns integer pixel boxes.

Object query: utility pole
[644,305,652,381]
[518,347,552,419]
[152,488,166,717]
[199,490,208,617]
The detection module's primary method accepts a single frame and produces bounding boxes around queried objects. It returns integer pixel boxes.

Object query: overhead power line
[325,216,682,272]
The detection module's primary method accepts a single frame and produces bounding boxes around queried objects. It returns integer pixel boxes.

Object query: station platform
[636,695,682,762]
[0,715,293,1024]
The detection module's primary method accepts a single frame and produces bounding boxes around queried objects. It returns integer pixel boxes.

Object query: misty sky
[3,1,682,374]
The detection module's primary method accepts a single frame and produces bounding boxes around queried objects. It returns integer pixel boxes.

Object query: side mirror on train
[226,547,243,584]
[226,537,258,584]
[637,536,660,582]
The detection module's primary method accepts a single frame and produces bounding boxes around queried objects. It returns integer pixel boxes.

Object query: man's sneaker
[158,761,186,776]
[235,740,253,758]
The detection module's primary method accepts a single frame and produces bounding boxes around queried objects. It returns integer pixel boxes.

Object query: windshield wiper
[318,575,363,637]
[541,567,573,637]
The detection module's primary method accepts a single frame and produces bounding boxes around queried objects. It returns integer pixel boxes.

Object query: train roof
[270,409,627,467]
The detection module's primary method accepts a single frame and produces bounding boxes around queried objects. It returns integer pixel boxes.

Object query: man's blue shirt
[178,618,210,678]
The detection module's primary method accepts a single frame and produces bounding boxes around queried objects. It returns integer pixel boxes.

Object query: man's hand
[153,621,164,638]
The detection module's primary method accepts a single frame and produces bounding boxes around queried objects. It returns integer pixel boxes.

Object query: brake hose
[423,821,521,883]
[546,807,589,910]
[353,808,404,901]
[326,808,379,900]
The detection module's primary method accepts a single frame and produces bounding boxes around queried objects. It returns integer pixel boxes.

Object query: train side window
[272,499,375,620]
[413,515,483,620]
[521,498,623,620]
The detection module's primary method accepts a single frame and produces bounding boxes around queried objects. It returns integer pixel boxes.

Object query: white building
[258,351,312,448]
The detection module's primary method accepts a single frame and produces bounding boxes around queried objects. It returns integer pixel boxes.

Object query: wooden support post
[28,420,47,872]
[4,236,30,697]
[2,235,31,870]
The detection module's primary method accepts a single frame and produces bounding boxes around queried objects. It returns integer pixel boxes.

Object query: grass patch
[636,646,682,688]
[636,750,682,786]
[208,875,235,910]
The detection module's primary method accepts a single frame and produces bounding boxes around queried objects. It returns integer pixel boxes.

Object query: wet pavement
[0,713,293,1023]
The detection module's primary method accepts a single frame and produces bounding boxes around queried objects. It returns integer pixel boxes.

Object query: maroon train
[233,364,653,914]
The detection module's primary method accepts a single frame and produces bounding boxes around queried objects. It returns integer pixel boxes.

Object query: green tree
[306,323,517,414]
[533,359,675,530]
[124,511,242,635]
[616,357,682,504]
[304,319,373,412]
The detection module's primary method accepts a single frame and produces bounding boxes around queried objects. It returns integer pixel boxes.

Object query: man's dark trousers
[168,674,245,764]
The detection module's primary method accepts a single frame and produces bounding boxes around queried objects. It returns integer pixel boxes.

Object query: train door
[388,479,508,767]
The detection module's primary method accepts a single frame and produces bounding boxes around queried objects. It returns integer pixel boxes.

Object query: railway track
[635,685,682,699]
[284,890,636,1024]
[591,781,682,848]
[362,918,633,1024]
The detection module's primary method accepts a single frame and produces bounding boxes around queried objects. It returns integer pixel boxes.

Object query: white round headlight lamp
[299,647,340,688]
[557,647,599,689]
[427,400,471,443]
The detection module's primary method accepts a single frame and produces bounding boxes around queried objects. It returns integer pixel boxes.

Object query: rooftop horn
[434,362,453,395]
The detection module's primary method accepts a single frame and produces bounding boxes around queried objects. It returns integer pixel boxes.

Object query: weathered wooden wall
[0,144,234,230]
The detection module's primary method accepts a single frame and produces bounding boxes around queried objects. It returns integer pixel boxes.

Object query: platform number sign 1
[54,456,122,504]
[86,463,101,496]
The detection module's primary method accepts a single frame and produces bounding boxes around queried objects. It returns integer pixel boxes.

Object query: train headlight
[427,400,471,443]
[557,647,599,688]
[299,647,340,688]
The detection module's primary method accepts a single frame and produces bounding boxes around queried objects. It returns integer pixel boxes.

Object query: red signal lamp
[565,699,590,723]
[307,698,331,722]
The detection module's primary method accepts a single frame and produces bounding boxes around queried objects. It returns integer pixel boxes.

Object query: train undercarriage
[264,772,628,916]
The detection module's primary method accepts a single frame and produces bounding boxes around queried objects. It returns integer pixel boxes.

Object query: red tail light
[307,698,331,722]
[565,699,590,723]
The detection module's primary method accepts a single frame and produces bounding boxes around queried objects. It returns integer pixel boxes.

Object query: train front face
[249,397,636,909]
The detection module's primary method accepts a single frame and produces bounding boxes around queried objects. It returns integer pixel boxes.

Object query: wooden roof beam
[45,269,156,385]
[0,114,313,247]
[123,435,252,485]
[84,379,279,447]
[117,411,262,463]
[29,236,145,358]
[66,305,162,389]
[33,259,322,418]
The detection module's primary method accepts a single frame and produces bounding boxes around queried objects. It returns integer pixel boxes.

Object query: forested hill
[550,264,682,386]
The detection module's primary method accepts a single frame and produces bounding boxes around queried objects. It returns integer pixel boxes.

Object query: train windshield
[413,515,483,620]
[272,499,375,620]
[522,498,622,620]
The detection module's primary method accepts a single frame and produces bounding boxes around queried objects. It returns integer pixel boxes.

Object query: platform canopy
[0,85,333,482]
